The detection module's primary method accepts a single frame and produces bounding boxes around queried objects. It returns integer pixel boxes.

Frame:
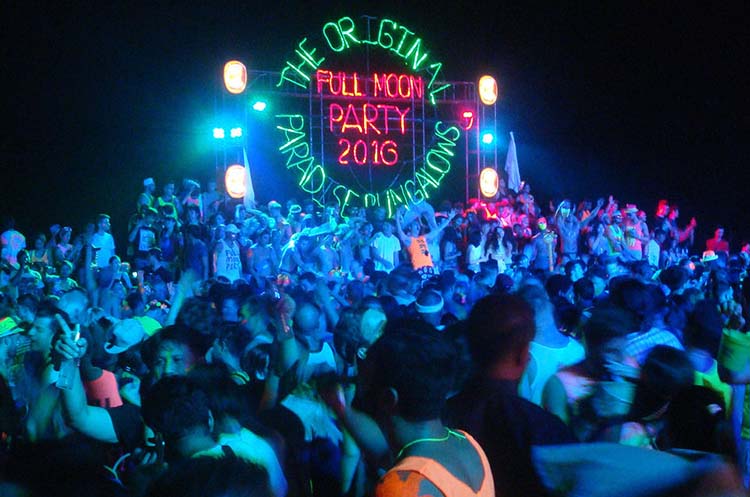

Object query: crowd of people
[1,174,750,496]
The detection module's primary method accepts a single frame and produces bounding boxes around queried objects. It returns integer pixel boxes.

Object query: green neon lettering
[341,188,361,216]
[277,66,309,89]
[426,149,452,174]
[377,19,396,50]
[332,185,348,208]
[405,38,429,71]
[398,182,412,204]
[299,163,326,194]
[277,132,307,152]
[415,167,442,197]
[393,25,415,57]
[337,16,360,48]
[434,121,461,142]
[276,38,325,89]
[430,137,457,159]
[428,82,451,105]
[405,179,426,203]
[276,114,305,131]
[385,188,403,218]
[323,22,346,52]
[277,126,306,151]
[426,61,443,89]
[282,139,311,164]
[277,18,456,203]
[296,38,325,67]
[286,155,314,173]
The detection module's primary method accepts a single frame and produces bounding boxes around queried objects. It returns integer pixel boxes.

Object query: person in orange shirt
[359,324,495,497]
[395,207,458,281]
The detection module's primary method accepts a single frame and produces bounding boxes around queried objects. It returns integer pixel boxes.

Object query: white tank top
[215,240,242,282]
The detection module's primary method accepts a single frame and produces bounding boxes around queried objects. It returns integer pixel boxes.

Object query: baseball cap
[225,223,240,234]
[144,177,155,187]
[701,250,719,263]
[104,318,148,355]
[0,316,23,339]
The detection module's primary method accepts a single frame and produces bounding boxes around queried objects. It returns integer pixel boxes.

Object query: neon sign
[275,16,460,216]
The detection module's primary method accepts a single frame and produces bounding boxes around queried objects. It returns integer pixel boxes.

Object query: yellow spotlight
[479,167,499,197]
[223,60,247,95]
[225,164,246,198]
[478,75,498,105]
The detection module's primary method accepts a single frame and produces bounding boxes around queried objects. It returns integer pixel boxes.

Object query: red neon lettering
[378,105,393,133]
[381,140,398,165]
[398,74,411,98]
[386,74,398,97]
[371,73,423,99]
[378,105,409,134]
[371,140,380,164]
[412,75,423,99]
[363,104,381,135]
[338,138,351,164]
[329,103,410,135]
[374,73,386,97]
[329,103,344,132]
[352,140,367,165]
[341,72,363,96]
[341,104,363,133]
[330,72,342,95]
[316,69,332,94]
[337,139,399,166]
[316,70,364,96]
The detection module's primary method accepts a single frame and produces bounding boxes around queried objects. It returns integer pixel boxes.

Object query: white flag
[504,131,521,192]
[243,147,256,209]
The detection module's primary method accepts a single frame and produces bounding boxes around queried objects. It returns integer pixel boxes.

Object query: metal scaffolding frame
[215,70,498,205]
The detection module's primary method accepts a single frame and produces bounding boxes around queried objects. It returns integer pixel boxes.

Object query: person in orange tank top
[359,323,495,497]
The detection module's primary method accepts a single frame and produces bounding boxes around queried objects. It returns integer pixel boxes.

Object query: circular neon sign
[275,16,462,217]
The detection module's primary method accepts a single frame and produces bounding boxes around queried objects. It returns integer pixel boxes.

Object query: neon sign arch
[275,15,461,217]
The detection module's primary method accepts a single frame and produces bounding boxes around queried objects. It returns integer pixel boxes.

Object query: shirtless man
[313,234,340,276]
[246,229,279,285]
[279,234,316,275]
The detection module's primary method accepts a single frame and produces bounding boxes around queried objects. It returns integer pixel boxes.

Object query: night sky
[1,2,747,250]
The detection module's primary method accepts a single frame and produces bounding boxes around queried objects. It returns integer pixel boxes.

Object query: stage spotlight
[481,132,495,145]
[480,167,499,197]
[252,100,267,112]
[230,127,243,138]
[213,128,226,139]
[224,60,247,94]
[225,165,246,199]
[478,75,498,105]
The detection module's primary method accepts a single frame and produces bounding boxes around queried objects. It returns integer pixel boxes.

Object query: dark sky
[1,2,748,248]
